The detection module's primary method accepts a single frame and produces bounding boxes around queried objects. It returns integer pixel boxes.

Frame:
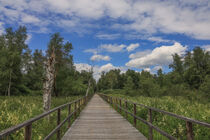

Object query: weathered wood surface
[62,94,147,140]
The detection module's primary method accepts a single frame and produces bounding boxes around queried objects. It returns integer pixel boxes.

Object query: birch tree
[43,48,55,112]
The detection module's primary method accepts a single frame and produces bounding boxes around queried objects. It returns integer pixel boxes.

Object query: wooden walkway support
[62,94,147,140]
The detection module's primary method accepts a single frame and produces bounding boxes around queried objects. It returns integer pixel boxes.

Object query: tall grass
[106,92,210,140]
[0,96,81,140]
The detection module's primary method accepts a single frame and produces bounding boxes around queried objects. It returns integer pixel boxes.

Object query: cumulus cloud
[0,22,4,35]
[96,33,121,40]
[100,44,126,52]
[202,45,210,52]
[84,43,140,54]
[126,43,140,52]
[74,63,126,81]
[90,54,111,61]
[143,68,151,72]
[1,0,210,39]
[129,50,152,59]
[84,49,98,54]
[21,14,40,24]
[147,37,172,43]
[126,42,187,68]
[25,34,32,44]
[151,65,163,74]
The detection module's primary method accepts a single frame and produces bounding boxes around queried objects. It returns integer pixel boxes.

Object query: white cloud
[21,14,40,24]
[126,43,140,52]
[96,33,121,40]
[25,33,32,44]
[100,44,126,52]
[129,50,152,59]
[84,49,98,54]
[144,68,151,72]
[1,0,210,39]
[90,54,111,61]
[100,63,117,72]
[151,65,163,74]
[85,43,140,54]
[152,65,162,71]
[75,63,126,81]
[74,63,92,72]
[202,45,210,52]
[126,42,187,68]
[147,37,172,43]
[0,22,4,35]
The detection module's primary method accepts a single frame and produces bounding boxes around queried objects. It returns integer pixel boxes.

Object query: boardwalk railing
[99,94,210,140]
[0,94,93,140]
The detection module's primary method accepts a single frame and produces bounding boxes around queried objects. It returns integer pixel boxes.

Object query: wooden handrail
[99,93,210,140]
[0,94,93,139]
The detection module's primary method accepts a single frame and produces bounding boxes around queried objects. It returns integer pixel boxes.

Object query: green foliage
[124,76,135,91]
[0,28,95,96]
[107,92,210,140]
[97,47,210,99]
[0,26,28,96]
[0,96,80,140]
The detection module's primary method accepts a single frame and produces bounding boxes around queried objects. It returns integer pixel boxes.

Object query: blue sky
[1,0,210,80]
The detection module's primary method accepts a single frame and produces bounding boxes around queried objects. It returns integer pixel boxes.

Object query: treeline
[0,27,95,96]
[97,47,210,100]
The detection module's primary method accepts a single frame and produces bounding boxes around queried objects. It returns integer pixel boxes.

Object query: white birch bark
[43,50,55,112]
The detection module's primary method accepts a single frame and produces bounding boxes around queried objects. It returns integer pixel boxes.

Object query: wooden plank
[62,94,147,140]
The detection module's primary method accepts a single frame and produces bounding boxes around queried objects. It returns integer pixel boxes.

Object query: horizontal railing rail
[99,93,210,140]
[0,94,93,140]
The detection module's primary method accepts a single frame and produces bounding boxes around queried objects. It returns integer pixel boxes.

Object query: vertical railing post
[117,98,119,111]
[24,124,32,140]
[74,101,77,120]
[134,103,136,127]
[148,109,153,140]
[186,121,193,140]
[125,101,128,119]
[113,98,115,109]
[68,104,71,128]
[115,98,117,110]
[119,99,122,113]
[78,99,81,113]
[57,109,61,140]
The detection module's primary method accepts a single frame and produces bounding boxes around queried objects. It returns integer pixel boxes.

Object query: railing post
[186,121,193,140]
[78,99,81,113]
[134,103,136,127]
[113,97,115,108]
[119,99,122,113]
[57,109,61,140]
[115,98,117,110]
[117,98,119,111]
[149,109,153,140]
[24,124,32,140]
[68,104,71,128]
[125,101,128,119]
[74,101,77,120]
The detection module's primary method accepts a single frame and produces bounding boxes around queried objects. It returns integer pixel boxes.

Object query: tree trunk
[43,50,55,113]
[7,70,12,96]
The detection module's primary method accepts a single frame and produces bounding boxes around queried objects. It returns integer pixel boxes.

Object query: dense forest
[97,47,210,102]
[1,26,210,101]
[0,27,95,97]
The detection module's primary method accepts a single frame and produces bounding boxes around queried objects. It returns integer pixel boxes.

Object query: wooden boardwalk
[62,94,147,140]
